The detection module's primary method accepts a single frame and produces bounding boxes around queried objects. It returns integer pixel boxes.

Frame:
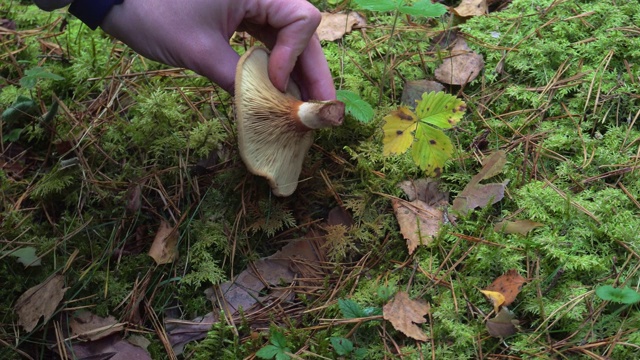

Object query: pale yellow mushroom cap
[235,47,344,196]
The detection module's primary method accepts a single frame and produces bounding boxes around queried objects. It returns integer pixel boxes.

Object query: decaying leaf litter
[3,0,640,358]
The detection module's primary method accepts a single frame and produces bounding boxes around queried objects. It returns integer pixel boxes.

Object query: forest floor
[1,0,640,359]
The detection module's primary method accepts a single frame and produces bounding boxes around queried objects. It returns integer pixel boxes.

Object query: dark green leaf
[270,330,288,348]
[337,90,375,123]
[2,247,41,267]
[353,348,368,359]
[330,337,354,355]
[338,298,366,318]
[256,345,282,359]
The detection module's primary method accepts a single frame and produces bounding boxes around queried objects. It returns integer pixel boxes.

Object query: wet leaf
[15,274,67,332]
[383,291,430,341]
[317,12,366,41]
[452,150,508,215]
[494,219,544,235]
[452,0,489,17]
[480,290,505,314]
[485,269,526,307]
[435,38,484,85]
[486,307,519,338]
[382,107,418,156]
[148,220,179,265]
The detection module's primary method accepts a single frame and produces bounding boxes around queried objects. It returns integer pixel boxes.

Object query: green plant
[382,91,466,175]
[352,0,447,102]
[256,329,292,360]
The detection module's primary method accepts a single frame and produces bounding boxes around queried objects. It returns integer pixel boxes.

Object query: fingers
[186,37,241,94]
[295,36,337,101]
[251,0,331,98]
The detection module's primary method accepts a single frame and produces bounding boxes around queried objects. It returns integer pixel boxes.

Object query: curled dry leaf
[485,269,526,307]
[452,150,508,215]
[15,274,67,332]
[434,38,484,85]
[494,219,544,235]
[148,220,179,265]
[486,307,519,338]
[316,12,366,41]
[479,290,505,314]
[383,291,430,341]
[452,0,489,17]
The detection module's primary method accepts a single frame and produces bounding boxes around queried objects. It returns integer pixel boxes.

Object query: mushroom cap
[235,47,343,196]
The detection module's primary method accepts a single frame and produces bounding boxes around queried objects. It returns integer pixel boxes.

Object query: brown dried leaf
[316,12,366,41]
[452,151,508,215]
[452,0,488,17]
[486,307,519,338]
[65,334,151,360]
[434,38,484,85]
[400,80,445,109]
[392,199,442,254]
[494,219,544,235]
[15,274,67,332]
[166,312,219,355]
[383,291,430,341]
[485,269,526,306]
[148,220,179,265]
[69,310,124,341]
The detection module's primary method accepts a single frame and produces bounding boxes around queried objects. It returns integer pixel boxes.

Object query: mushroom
[235,47,344,197]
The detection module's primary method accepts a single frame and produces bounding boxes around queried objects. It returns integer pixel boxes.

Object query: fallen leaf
[452,150,508,215]
[434,38,484,85]
[452,0,488,17]
[479,290,505,314]
[15,274,67,332]
[393,179,448,254]
[401,80,445,109]
[125,184,142,213]
[2,247,41,267]
[64,333,151,360]
[383,291,430,341]
[494,219,544,235]
[148,220,179,265]
[486,307,519,338]
[166,312,219,355]
[316,12,366,41]
[397,178,448,204]
[69,310,124,341]
[485,269,526,307]
[392,199,442,254]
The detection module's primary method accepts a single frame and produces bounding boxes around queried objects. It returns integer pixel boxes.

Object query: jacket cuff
[68,0,124,30]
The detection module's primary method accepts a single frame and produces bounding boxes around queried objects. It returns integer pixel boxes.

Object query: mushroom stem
[297,101,345,129]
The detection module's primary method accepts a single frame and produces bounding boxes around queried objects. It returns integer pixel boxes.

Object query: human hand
[100,0,335,100]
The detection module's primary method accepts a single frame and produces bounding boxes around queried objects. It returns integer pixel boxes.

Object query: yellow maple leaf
[382,107,418,156]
